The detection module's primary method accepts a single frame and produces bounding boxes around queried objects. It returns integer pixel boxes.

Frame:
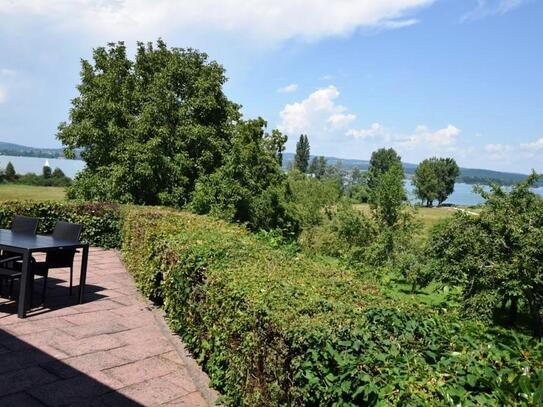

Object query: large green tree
[413,157,459,206]
[294,134,310,173]
[58,40,239,205]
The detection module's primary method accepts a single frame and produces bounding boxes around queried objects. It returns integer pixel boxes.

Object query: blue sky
[0,0,541,173]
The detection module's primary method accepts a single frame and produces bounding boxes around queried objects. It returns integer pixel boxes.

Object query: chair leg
[29,275,34,308]
[69,266,73,296]
[41,273,48,305]
[9,278,15,300]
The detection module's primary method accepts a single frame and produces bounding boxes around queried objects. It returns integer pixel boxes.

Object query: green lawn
[0,184,66,201]
[353,203,457,233]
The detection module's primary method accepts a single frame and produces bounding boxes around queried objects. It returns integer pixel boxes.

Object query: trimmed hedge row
[122,208,543,406]
[0,201,122,248]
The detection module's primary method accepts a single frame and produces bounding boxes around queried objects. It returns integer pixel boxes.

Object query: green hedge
[0,201,122,248]
[122,208,543,406]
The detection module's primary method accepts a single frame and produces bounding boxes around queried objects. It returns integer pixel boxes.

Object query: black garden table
[0,229,89,318]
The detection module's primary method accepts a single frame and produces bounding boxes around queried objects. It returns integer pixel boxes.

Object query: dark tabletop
[0,229,85,252]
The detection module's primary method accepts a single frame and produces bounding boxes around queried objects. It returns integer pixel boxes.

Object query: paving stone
[100,374,191,406]
[30,374,118,406]
[0,366,59,397]
[162,392,208,407]
[61,319,130,339]
[42,350,130,379]
[0,392,46,407]
[103,355,179,387]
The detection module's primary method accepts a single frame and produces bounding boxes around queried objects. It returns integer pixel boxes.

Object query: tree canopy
[58,40,240,205]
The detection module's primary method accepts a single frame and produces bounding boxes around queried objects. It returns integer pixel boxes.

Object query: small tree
[42,165,52,179]
[367,148,404,200]
[435,157,459,205]
[5,161,16,182]
[308,156,327,179]
[52,167,66,178]
[265,129,287,167]
[371,164,406,228]
[413,158,439,206]
[414,157,459,206]
[294,134,310,173]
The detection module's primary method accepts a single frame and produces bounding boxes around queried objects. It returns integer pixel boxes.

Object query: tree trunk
[527,292,543,337]
[507,297,518,325]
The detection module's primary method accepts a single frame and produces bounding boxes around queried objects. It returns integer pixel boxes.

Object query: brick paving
[0,248,215,407]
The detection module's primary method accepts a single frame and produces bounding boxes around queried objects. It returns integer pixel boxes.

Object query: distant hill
[0,141,66,158]
[283,153,539,187]
[0,142,537,187]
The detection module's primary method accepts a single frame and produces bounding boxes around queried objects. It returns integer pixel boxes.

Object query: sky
[0,0,541,173]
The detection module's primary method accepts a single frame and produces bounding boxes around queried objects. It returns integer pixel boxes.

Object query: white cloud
[277,83,299,93]
[327,113,356,128]
[320,74,334,81]
[0,68,16,76]
[346,123,389,139]
[399,124,461,149]
[484,143,514,159]
[278,85,354,136]
[462,0,525,21]
[520,138,543,154]
[0,0,436,43]
[0,85,6,103]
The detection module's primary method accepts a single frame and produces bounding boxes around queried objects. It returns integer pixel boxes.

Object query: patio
[0,248,217,406]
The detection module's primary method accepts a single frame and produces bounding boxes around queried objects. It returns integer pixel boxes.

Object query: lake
[0,155,85,178]
[1,155,542,206]
[405,180,543,206]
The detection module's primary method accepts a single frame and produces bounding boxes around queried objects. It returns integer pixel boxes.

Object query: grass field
[353,204,477,233]
[0,184,66,201]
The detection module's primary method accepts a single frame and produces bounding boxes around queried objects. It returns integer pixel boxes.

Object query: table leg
[78,245,89,304]
[17,250,30,318]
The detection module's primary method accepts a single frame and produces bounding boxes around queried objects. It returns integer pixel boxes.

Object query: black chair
[0,221,82,305]
[0,215,39,261]
[0,215,38,298]
[30,221,82,305]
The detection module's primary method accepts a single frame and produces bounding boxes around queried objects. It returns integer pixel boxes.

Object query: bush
[0,201,122,248]
[122,208,543,406]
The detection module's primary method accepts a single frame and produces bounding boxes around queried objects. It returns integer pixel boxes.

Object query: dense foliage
[58,40,239,206]
[426,174,543,336]
[122,207,543,406]
[190,118,296,234]
[0,201,122,248]
[413,157,460,206]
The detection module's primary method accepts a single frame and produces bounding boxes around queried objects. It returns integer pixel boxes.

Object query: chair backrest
[11,215,38,235]
[52,221,82,242]
[45,221,83,268]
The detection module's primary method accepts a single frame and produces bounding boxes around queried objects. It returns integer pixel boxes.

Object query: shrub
[426,174,543,336]
[0,201,122,248]
[122,208,543,406]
